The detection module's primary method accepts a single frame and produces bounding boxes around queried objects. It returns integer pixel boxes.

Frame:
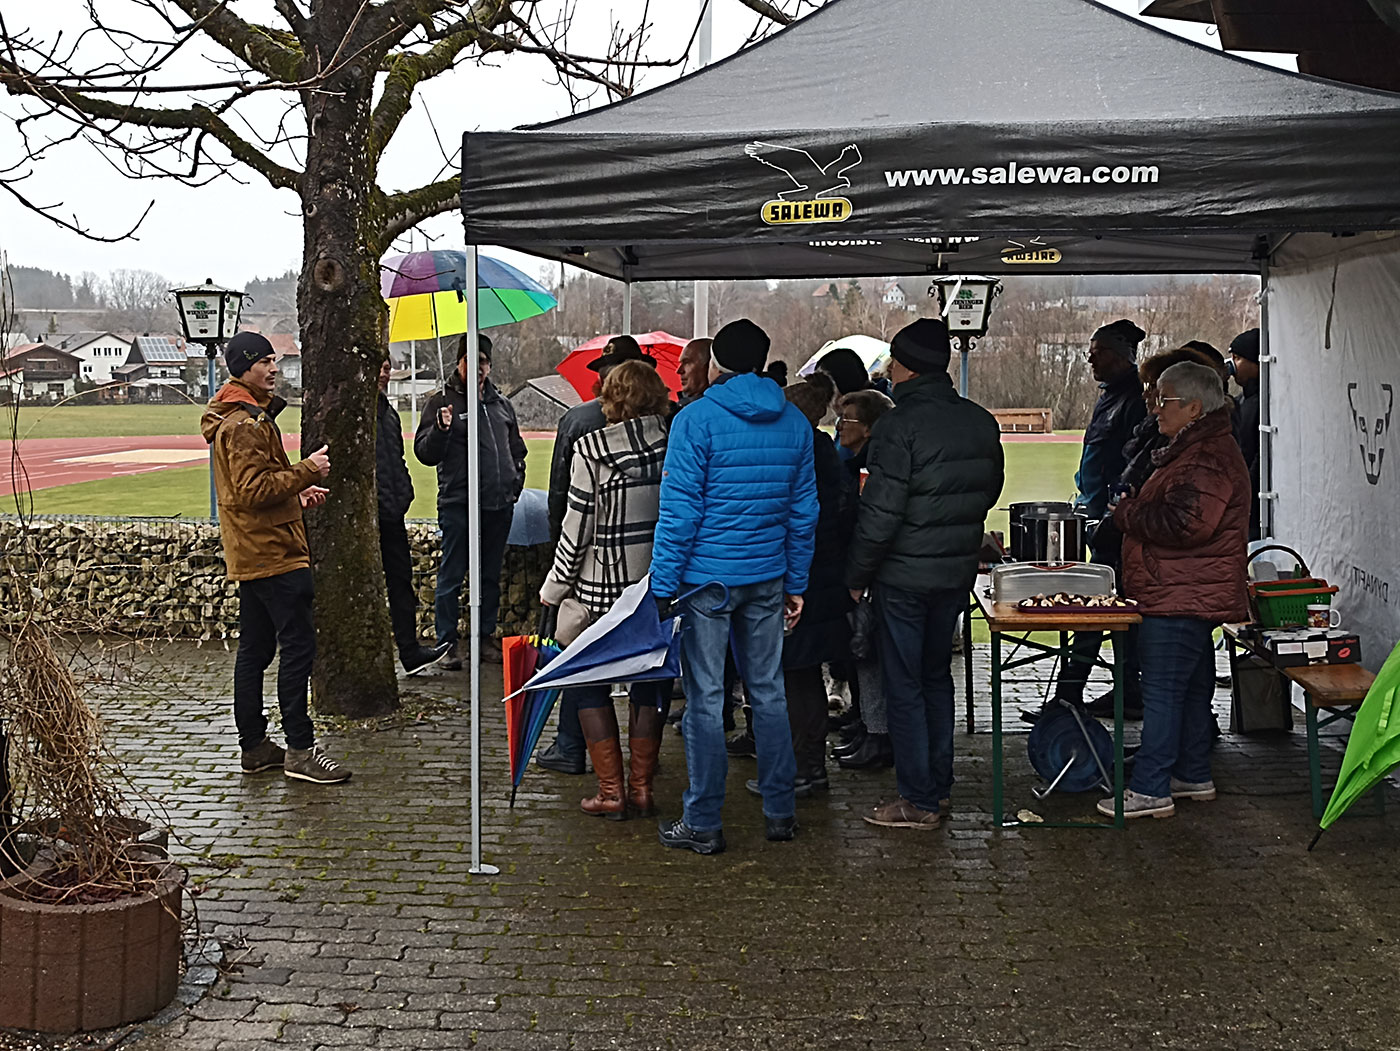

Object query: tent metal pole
[409,339,417,434]
[958,340,970,399]
[1258,258,1275,539]
[691,0,713,340]
[622,280,633,335]
[465,244,497,876]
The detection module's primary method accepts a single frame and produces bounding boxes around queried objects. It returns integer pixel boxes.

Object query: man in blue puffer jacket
[651,319,819,855]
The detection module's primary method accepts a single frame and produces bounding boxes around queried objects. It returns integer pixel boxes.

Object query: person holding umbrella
[539,360,674,819]
[414,334,527,668]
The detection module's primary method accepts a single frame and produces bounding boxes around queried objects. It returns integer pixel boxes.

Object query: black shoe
[828,710,860,734]
[439,643,462,672]
[1084,689,1144,720]
[832,726,868,758]
[765,815,797,842]
[744,775,824,799]
[725,732,757,758]
[402,641,453,675]
[535,740,586,775]
[1021,695,1084,725]
[836,721,867,747]
[836,732,893,770]
[657,818,726,855]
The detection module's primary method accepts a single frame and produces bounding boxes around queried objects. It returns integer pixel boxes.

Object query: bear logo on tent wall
[1347,382,1394,485]
[747,142,860,225]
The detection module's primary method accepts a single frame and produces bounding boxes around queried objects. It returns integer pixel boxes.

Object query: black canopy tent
[454,0,1400,866]
[460,0,1400,281]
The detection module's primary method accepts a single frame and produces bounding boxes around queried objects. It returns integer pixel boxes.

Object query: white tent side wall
[1271,233,1400,669]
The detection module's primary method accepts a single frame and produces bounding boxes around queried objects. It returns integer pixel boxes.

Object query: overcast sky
[0,0,1290,290]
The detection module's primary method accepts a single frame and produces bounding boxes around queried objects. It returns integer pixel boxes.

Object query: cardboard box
[1262,629,1361,667]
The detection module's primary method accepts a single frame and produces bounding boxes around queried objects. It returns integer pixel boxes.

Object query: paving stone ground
[33,641,1400,1050]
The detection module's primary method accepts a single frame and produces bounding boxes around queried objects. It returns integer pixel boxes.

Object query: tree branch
[732,0,794,26]
[368,0,509,161]
[166,0,306,80]
[378,177,459,248]
[0,62,302,190]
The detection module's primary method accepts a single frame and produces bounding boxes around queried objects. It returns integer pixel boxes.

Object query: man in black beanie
[1229,328,1262,540]
[200,331,350,782]
[651,318,819,854]
[1029,318,1150,722]
[846,318,1004,830]
[414,332,526,669]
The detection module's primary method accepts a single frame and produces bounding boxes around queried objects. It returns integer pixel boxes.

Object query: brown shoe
[240,737,285,774]
[863,797,941,830]
[578,706,626,820]
[627,702,665,817]
[481,637,504,664]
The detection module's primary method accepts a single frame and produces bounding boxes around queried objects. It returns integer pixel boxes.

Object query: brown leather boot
[627,701,665,817]
[578,705,626,820]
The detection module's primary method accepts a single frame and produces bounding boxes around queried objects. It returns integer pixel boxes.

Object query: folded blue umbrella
[506,575,726,701]
[507,489,551,547]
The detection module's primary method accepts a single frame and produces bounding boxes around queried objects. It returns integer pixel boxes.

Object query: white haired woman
[1099,361,1250,820]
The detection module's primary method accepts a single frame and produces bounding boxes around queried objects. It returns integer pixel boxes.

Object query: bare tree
[0,1,810,717]
[101,268,169,331]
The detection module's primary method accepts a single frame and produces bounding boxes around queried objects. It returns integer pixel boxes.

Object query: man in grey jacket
[414,334,526,668]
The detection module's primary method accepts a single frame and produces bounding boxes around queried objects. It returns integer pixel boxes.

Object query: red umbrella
[555,331,687,400]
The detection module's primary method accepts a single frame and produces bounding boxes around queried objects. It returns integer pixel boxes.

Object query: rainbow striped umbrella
[380,250,557,340]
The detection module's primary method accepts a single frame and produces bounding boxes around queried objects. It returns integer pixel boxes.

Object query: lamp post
[928,275,1002,398]
[170,279,245,519]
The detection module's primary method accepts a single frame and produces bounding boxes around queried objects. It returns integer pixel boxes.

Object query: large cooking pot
[1007,501,1074,562]
[1020,509,1088,564]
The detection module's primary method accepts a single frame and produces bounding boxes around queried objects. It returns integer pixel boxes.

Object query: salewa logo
[1347,381,1393,485]
[746,142,861,226]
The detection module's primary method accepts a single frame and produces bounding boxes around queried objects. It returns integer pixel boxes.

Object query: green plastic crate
[1249,578,1338,629]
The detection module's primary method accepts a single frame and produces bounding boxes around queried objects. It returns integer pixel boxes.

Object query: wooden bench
[1283,663,1377,819]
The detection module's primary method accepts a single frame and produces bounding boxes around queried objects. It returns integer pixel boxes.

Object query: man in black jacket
[414,334,526,668]
[1035,319,1148,721]
[846,319,1004,830]
[1229,328,1262,540]
[376,359,451,674]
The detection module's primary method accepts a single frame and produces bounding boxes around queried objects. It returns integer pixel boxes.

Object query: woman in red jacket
[1099,361,1251,820]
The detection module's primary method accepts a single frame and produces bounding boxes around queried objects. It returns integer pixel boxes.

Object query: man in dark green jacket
[846,318,1004,830]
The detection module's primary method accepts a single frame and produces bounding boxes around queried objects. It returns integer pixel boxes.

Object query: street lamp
[928,275,1002,399]
[170,279,245,519]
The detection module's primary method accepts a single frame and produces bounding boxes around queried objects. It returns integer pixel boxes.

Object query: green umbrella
[1312,639,1400,847]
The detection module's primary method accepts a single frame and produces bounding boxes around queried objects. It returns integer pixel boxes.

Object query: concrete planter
[0,854,184,1033]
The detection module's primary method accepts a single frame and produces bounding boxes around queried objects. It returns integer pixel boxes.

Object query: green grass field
[22,435,1079,522]
[11,404,305,440]
[22,439,556,519]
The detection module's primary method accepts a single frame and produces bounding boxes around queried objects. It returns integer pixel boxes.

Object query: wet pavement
[45,642,1400,1049]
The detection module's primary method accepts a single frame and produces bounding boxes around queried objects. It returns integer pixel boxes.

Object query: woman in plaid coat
[540,360,673,819]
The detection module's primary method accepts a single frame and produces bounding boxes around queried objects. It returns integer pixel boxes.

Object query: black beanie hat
[1091,319,1147,360]
[224,331,273,378]
[712,318,770,374]
[456,333,494,362]
[1229,328,1261,363]
[816,347,871,395]
[890,318,952,374]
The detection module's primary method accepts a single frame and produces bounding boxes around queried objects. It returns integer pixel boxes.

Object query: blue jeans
[1131,616,1218,798]
[435,503,512,647]
[678,578,796,831]
[874,584,964,812]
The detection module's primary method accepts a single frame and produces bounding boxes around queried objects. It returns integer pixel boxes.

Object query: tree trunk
[296,41,399,718]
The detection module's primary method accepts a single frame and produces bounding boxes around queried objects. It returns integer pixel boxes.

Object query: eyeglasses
[1150,394,1184,408]
[835,417,864,426]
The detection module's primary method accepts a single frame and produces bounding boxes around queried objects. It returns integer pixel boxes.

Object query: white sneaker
[1097,789,1175,820]
[1170,778,1216,801]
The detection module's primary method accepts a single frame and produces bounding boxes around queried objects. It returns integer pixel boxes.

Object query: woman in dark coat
[1099,361,1250,820]
[770,378,855,792]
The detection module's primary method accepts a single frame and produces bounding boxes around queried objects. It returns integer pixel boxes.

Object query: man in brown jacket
[201,331,350,783]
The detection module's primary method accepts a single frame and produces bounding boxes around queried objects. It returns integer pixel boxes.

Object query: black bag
[848,593,875,661]
[1230,653,1293,734]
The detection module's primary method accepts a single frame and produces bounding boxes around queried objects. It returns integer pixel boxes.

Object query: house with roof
[118,334,191,403]
[53,331,133,385]
[2,344,81,403]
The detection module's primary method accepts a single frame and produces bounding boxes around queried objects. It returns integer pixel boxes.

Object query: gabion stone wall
[0,517,554,641]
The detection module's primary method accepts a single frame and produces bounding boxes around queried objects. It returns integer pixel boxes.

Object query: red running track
[3,429,1074,496]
